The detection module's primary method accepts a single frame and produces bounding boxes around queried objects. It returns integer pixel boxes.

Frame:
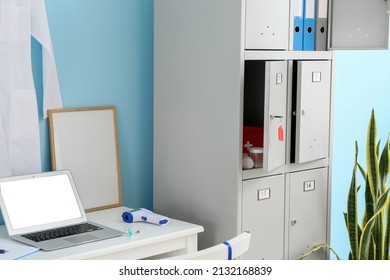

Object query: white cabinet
[154,0,388,259]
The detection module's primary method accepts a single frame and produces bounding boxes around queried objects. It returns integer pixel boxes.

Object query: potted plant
[299,109,389,260]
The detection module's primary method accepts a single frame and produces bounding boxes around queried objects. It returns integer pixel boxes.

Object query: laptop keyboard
[21,223,102,242]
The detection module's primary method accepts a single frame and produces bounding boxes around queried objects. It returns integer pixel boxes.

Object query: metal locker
[242,175,285,259]
[329,0,389,49]
[243,60,287,172]
[295,60,331,163]
[287,168,328,260]
[263,61,288,172]
[245,0,290,50]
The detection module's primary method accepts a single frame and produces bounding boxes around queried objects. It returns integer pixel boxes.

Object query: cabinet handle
[291,219,297,226]
[270,114,284,120]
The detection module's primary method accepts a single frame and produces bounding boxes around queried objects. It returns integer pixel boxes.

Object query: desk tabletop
[0,206,203,260]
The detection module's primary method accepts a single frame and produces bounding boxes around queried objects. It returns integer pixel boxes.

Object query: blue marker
[0,249,7,254]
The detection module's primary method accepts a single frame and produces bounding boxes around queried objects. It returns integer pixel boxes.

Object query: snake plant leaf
[366,109,380,203]
[297,243,340,260]
[374,212,384,260]
[347,165,359,260]
[343,212,348,229]
[358,162,367,181]
[364,175,374,227]
[355,141,359,164]
[379,136,389,194]
[385,198,390,260]
[359,189,389,260]
[369,233,376,260]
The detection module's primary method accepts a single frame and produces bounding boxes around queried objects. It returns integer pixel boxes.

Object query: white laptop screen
[0,173,83,233]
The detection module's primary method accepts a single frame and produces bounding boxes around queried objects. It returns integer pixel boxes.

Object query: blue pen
[0,249,6,254]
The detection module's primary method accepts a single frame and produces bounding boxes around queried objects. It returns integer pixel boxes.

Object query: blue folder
[303,0,316,51]
[292,0,305,51]
[293,0,304,51]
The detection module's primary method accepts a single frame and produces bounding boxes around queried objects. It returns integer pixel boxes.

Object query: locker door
[242,175,285,260]
[329,0,389,49]
[287,168,328,260]
[263,61,288,172]
[295,60,331,163]
[245,0,289,50]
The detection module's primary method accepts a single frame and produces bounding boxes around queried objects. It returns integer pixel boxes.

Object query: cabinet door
[263,61,288,172]
[245,0,289,50]
[242,175,285,259]
[287,168,328,260]
[295,60,331,163]
[329,0,389,49]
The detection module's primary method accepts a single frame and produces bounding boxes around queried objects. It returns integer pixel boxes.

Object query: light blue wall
[331,50,390,259]
[39,0,154,210]
[1,0,153,226]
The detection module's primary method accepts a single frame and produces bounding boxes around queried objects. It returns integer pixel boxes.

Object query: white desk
[0,207,204,260]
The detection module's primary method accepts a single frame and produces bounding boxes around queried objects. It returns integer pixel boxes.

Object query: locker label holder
[258,188,271,200]
[312,72,322,83]
[303,180,316,192]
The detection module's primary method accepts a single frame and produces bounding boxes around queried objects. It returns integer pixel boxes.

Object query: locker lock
[291,219,297,226]
[270,114,284,120]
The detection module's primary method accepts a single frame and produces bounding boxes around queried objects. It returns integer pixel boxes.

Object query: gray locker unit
[295,60,331,163]
[287,168,328,260]
[244,60,288,172]
[154,0,389,259]
[242,175,285,259]
[245,0,290,50]
[329,0,389,49]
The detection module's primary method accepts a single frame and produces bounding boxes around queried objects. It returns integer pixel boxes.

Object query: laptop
[0,170,123,251]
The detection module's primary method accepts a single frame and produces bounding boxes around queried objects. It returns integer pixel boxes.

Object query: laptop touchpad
[65,234,98,244]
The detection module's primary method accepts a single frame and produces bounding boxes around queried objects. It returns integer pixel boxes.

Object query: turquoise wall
[40,0,154,210]
[331,50,390,259]
[2,0,154,226]
[1,1,389,261]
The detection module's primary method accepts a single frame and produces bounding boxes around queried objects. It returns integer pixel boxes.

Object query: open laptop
[0,170,123,251]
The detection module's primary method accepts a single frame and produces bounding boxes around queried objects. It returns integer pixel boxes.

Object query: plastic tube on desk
[122,208,169,226]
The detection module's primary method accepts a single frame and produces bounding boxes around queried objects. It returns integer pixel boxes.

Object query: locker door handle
[270,114,284,120]
[291,219,297,226]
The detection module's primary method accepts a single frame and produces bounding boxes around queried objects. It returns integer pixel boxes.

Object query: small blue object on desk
[0,249,6,254]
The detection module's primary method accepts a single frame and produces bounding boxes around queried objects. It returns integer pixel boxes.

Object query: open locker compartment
[243,60,288,172]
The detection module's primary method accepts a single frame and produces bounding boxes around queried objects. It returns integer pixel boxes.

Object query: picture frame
[48,106,122,212]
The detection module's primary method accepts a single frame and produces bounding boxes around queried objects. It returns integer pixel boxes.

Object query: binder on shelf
[303,0,316,50]
[292,0,304,50]
[315,0,328,50]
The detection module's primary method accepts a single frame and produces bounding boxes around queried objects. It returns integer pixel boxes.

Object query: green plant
[298,109,389,260]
